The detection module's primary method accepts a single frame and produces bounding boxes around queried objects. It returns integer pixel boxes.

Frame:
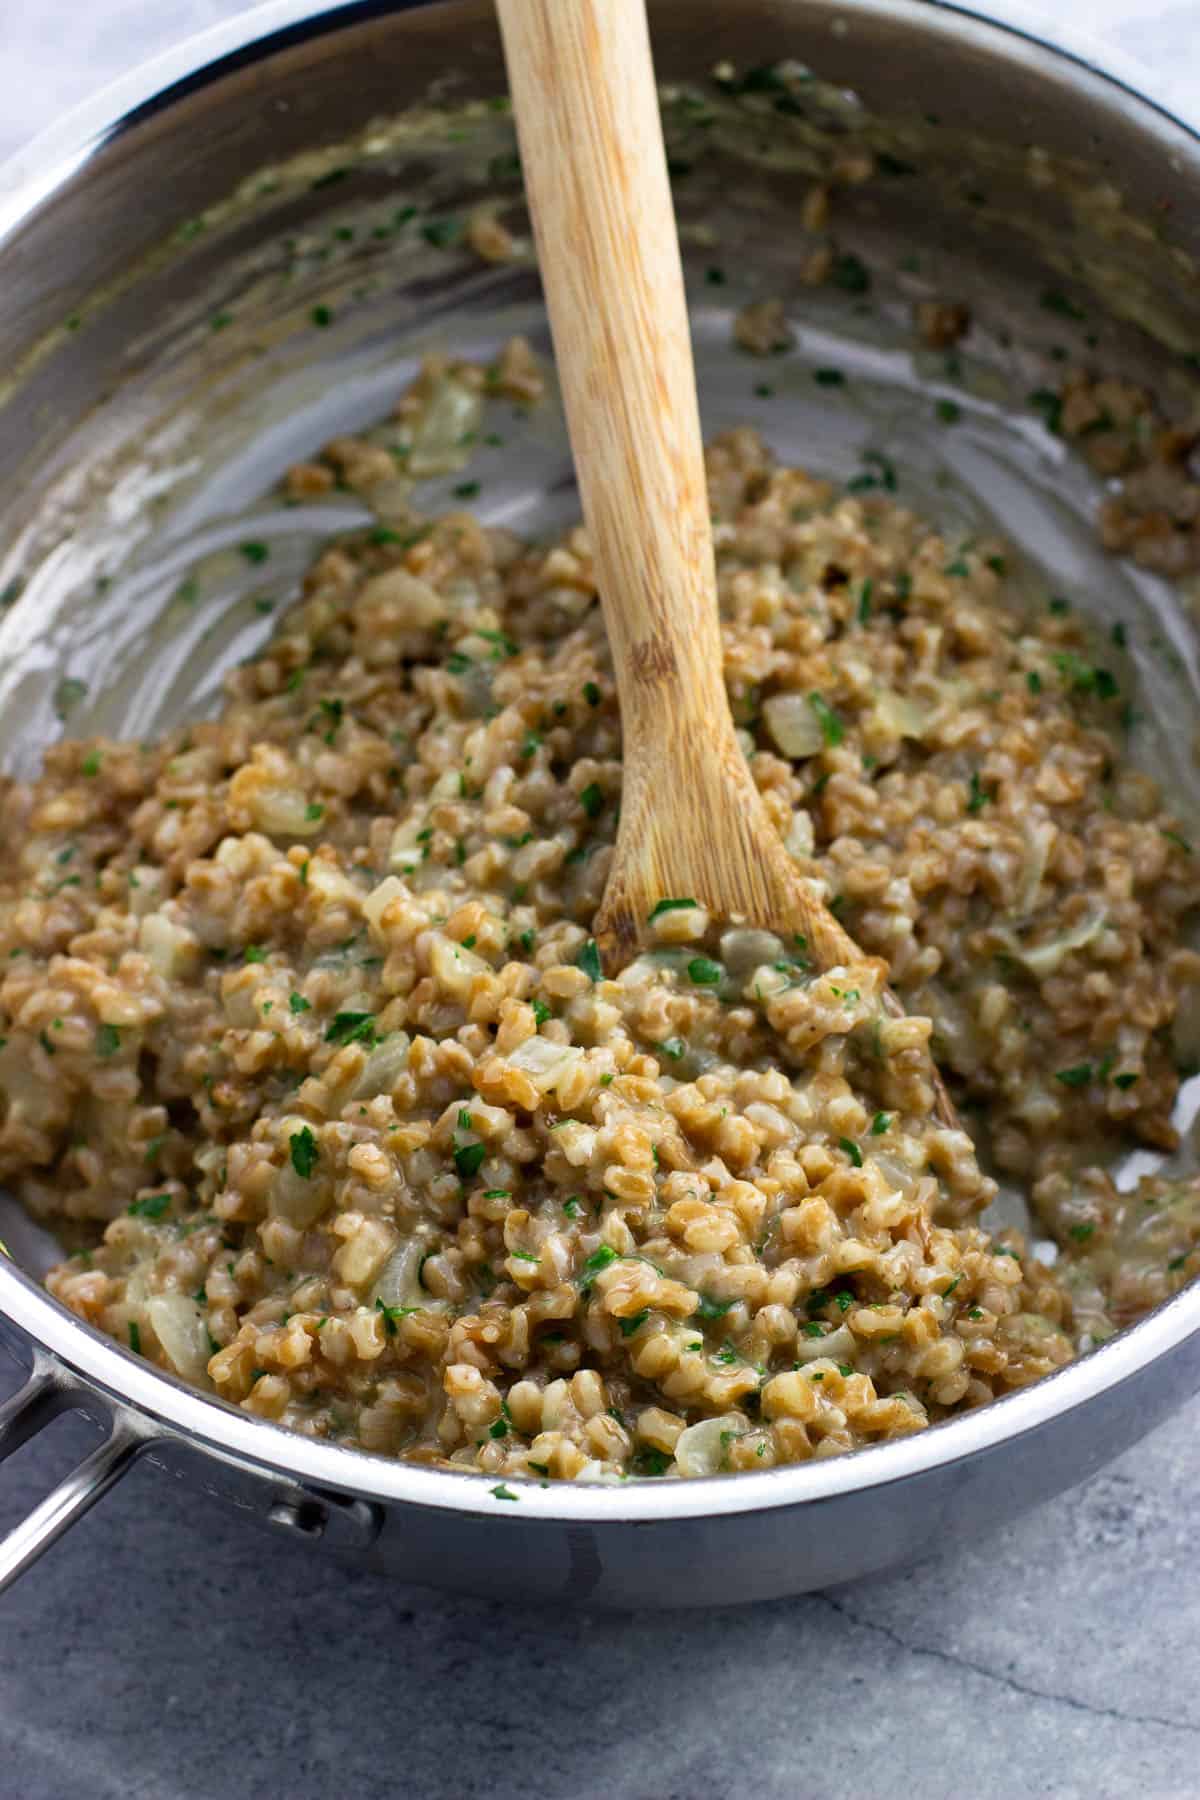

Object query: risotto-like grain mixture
[3,367,1199,1481]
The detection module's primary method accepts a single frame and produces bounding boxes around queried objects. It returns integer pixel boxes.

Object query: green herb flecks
[648,897,698,921]
[290,1127,319,1178]
[128,1193,171,1220]
[576,939,603,982]
[808,692,843,746]
[325,1011,377,1048]
[687,956,722,986]
[454,1141,486,1181]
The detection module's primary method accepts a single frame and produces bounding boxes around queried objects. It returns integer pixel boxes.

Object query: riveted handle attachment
[0,1352,143,1593]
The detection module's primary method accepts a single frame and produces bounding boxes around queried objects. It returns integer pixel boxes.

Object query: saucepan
[2,0,1200,1608]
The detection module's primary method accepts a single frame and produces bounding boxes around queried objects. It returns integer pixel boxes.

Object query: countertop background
[3,4,1200,1797]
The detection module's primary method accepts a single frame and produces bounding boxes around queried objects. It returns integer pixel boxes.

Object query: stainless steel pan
[3,0,1200,1609]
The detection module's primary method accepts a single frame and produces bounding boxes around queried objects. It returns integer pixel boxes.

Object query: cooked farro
[3,357,1199,1480]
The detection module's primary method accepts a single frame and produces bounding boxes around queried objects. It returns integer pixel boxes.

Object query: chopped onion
[351,1032,410,1100]
[125,866,163,918]
[763,692,824,758]
[575,1462,626,1485]
[1012,817,1056,918]
[673,1413,749,1477]
[358,566,446,630]
[138,912,199,980]
[785,809,814,860]
[430,934,490,1001]
[364,875,409,935]
[1007,911,1106,977]
[408,376,483,477]
[146,1294,211,1383]
[253,785,324,840]
[372,1230,444,1311]
[389,821,429,874]
[720,927,785,977]
[870,1152,919,1200]
[270,1163,330,1228]
[873,689,932,740]
[792,1323,856,1364]
[509,1036,584,1097]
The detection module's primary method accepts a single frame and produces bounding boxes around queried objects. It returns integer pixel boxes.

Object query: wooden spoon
[496,0,956,1121]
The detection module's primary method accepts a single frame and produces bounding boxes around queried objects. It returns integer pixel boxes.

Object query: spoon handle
[497,0,877,986]
[496,0,730,767]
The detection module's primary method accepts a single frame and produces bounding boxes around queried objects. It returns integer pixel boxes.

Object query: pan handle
[0,1352,145,1593]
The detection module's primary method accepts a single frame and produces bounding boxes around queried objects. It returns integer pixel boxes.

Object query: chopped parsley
[808,692,843,746]
[967,771,992,814]
[1053,651,1119,699]
[576,939,602,982]
[238,541,270,565]
[325,1011,376,1047]
[1056,1064,1093,1088]
[648,897,698,921]
[1041,287,1086,321]
[128,1322,142,1355]
[848,448,898,494]
[580,782,604,818]
[619,1310,650,1337]
[831,252,871,293]
[687,956,723,986]
[422,215,464,249]
[869,1111,890,1135]
[1029,388,1063,433]
[633,1449,672,1477]
[813,367,845,386]
[289,993,311,1014]
[454,1141,486,1181]
[128,1193,170,1220]
[95,1023,121,1059]
[583,681,602,707]
[838,1137,863,1168]
[694,1294,733,1321]
[580,1245,618,1293]
[289,1127,318,1178]
[490,1483,518,1501]
[375,1299,417,1334]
